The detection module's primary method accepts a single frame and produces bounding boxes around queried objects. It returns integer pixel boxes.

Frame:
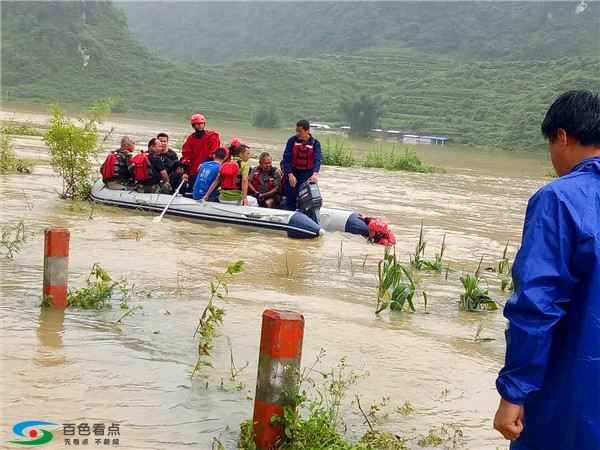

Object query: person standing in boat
[181,114,220,192]
[156,132,179,174]
[282,119,321,210]
[248,152,282,208]
[130,138,171,194]
[193,147,227,201]
[100,135,136,190]
[202,144,258,206]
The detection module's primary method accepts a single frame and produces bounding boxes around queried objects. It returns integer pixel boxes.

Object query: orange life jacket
[219,160,242,190]
[291,138,315,170]
[130,152,154,182]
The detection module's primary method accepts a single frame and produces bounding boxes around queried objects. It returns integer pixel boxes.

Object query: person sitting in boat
[181,114,221,193]
[277,160,286,209]
[156,132,179,174]
[100,135,136,190]
[358,215,396,246]
[129,138,171,194]
[248,152,282,208]
[168,161,190,195]
[193,147,227,201]
[202,144,258,206]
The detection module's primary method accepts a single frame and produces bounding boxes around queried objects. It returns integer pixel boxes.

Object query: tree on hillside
[253,105,280,129]
[338,95,384,137]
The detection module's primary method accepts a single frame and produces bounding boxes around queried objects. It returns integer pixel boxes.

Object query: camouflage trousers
[135,183,171,194]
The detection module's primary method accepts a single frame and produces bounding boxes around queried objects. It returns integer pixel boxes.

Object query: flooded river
[1,106,552,449]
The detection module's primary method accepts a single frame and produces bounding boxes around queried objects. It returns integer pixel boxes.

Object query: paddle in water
[153,180,186,223]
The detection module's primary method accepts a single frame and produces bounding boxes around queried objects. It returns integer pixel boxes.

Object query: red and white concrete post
[252,309,304,449]
[43,227,70,308]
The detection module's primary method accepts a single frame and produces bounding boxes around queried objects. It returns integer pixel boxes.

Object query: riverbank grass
[320,135,357,167]
[364,142,444,173]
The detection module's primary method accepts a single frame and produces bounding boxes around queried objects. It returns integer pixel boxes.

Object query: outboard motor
[297,181,323,225]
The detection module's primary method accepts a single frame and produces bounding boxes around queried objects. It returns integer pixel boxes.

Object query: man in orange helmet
[181,113,220,192]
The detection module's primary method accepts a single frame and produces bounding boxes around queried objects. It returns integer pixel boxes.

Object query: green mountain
[2,1,598,153]
[117,1,600,63]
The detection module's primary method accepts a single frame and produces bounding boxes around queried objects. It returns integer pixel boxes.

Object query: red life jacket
[130,152,154,182]
[101,151,119,181]
[251,167,277,193]
[291,138,315,170]
[219,160,242,190]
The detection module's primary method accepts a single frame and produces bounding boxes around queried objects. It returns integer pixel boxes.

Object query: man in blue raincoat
[494,90,600,449]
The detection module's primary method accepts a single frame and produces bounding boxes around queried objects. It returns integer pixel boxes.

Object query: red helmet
[230,137,245,147]
[368,218,389,234]
[190,114,206,124]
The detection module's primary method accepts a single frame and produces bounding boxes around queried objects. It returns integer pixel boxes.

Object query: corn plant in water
[376,251,421,314]
[485,241,514,292]
[422,234,446,272]
[410,221,426,270]
[459,259,498,311]
[192,260,244,380]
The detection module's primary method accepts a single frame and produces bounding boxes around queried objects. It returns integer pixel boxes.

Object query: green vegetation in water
[60,263,137,310]
[238,353,408,450]
[485,241,514,292]
[396,401,414,416]
[1,123,44,136]
[192,260,245,381]
[375,251,423,314]
[474,318,496,343]
[417,428,444,447]
[0,220,29,259]
[459,258,499,311]
[320,135,356,167]
[0,132,34,174]
[364,142,444,173]
[542,166,558,178]
[43,98,114,200]
[411,221,427,270]
[422,234,447,272]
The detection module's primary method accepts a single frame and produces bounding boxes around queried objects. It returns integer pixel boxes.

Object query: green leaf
[227,260,245,274]
[210,281,216,294]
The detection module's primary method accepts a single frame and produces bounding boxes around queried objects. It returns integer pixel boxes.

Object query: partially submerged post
[43,227,70,308]
[253,309,304,449]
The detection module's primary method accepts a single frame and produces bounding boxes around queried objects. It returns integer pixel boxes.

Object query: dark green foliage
[338,95,383,137]
[119,2,600,63]
[2,2,599,153]
[252,106,280,128]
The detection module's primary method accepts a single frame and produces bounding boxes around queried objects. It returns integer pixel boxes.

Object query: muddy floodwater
[1,106,553,449]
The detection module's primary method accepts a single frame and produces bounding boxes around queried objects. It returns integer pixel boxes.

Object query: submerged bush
[253,106,280,128]
[0,132,35,174]
[1,123,44,136]
[43,98,113,200]
[364,142,443,173]
[320,135,356,167]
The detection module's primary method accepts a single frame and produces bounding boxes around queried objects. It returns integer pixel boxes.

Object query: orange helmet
[230,137,245,147]
[190,114,206,124]
[368,218,389,234]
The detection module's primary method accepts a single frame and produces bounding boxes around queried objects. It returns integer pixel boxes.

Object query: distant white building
[310,123,331,130]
